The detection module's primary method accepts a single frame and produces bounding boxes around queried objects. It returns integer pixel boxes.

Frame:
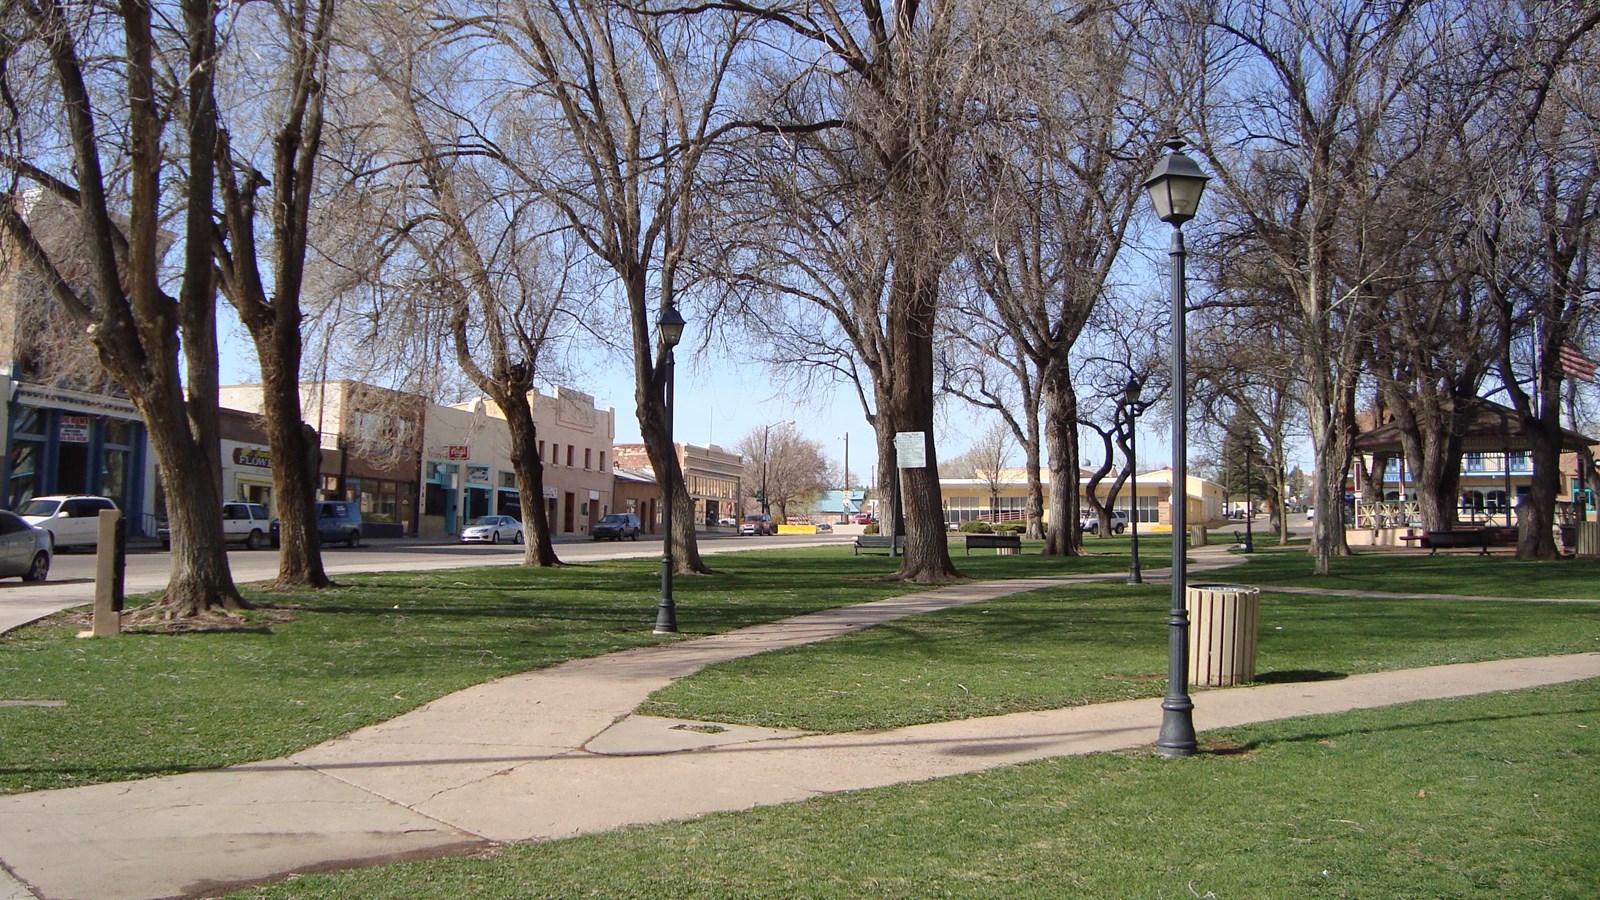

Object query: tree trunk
[884,265,958,584]
[141,405,244,618]
[1022,415,1045,539]
[499,392,562,566]
[1516,407,1562,560]
[1041,364,1082,556]
[636,358,706,575]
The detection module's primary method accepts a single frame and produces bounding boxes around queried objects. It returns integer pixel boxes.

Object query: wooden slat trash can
[1578,522,1600,558]
[1186,583,1260,687]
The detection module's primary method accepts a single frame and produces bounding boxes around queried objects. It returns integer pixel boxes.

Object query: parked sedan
[460,515,524,545]
[0,510,51,582]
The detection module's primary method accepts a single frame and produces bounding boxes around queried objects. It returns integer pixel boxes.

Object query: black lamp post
[1144,137,1209,759]
[1243,441,1255,552]
[654,304,686,635]
[1125,379,1144,584]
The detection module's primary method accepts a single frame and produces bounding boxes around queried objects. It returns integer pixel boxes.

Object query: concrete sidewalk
[2,559,1596,899]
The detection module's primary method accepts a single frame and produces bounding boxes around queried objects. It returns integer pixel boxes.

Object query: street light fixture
[1143,137,1209,758]
[655,303,687,635]
[759,419,795,517]
[1125,379,1144,585]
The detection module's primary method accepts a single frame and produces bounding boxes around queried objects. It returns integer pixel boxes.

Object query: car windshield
[600,515,628,524]
[19,498,60,517]
[472,517,502,526]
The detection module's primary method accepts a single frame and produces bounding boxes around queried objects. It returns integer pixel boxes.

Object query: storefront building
[420,387,616,539]
[611,442,745,528]
[1,377,154,532]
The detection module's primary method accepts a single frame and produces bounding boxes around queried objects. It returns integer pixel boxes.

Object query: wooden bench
[1420,530,1489,555]
[964,533,1022,555]
[853,534,903,556]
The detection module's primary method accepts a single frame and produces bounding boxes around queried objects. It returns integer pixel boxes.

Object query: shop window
[7,442,42,508]
[500,471,517,488]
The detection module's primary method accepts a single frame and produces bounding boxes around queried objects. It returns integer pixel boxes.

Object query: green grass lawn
[232,680,1600,899]
[641,581,1600,732]
[0,545,1130,795]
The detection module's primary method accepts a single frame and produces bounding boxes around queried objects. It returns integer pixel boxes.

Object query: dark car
[271,500,363,548]
[592,513,641,541]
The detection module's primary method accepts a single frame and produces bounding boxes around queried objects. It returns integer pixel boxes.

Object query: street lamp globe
[1143,138,1211,226]
[657,305,687,348]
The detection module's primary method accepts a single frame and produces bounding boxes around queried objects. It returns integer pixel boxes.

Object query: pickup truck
[160,501,273,550]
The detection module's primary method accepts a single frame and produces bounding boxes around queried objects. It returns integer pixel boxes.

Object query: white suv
[1078,510,1129,534]
[18,495,120,550]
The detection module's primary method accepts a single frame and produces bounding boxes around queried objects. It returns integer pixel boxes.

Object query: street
[0,532,851,634]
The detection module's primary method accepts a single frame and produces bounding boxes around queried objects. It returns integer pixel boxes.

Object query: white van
[18,495,120,550]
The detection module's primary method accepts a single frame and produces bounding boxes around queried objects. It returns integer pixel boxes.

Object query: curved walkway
[2,554,1597,899]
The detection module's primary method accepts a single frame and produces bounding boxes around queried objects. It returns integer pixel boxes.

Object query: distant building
[420,388,616,539]
[612,442,745,528]
[939,468,1224,529]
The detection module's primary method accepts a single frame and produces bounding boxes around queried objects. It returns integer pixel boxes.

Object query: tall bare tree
[212,0,338,588]
[1468,0,1600,558]
[433,0,753,575]
[1182,0,1423,573]
[342,7,574,565]
[0,0,241,617]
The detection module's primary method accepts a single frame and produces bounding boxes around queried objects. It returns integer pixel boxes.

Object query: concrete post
[92,509,126,637]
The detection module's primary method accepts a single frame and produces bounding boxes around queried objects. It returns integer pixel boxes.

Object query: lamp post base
[654,600,678,634]
[1155,700,1197,758]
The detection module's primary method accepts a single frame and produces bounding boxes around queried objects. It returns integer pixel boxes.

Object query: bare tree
[1182,0,1423,574]
[340,8,575,565]
[1468,0,1600,558]
[429,0,754,575]
[961,5,1156,556]
[1,0,242,617]
[212,0,338,588]
[737,423,833,521]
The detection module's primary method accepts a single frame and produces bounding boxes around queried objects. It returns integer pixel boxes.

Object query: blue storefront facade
[2,378,153,533]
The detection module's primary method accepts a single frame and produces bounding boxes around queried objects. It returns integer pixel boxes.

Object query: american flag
[1557,343,1599,382]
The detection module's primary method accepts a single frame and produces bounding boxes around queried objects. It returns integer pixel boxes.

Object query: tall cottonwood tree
[213,0,337,588]
[1469,0,1600,558]
[707,0,1093,580]
[346,11,570,565]
[1183,0,1421,574]
[436,0,751,575]
[0,0,242,617]
[961,6,1154,556]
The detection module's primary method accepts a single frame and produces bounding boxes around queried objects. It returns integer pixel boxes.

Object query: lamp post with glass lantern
[654,304,686,635]
[1143,137,1209,758]
[1125,379,1144,584]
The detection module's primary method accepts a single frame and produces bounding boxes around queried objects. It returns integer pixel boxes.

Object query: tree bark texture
[1042,363,1083,557]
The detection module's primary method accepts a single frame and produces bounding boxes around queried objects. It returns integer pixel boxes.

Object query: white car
[1079,510,1128,534]
[0,510,50,582]
[460,515,524,545]
[18,495,119,550]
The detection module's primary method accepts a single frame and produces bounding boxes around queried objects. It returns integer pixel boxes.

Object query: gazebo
[1350,397,1595,530]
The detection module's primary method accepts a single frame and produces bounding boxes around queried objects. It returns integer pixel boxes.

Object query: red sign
[447,445,470,459]
[59,416,92,443]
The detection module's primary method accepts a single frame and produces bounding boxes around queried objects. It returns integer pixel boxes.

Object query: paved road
[0,532,849,635]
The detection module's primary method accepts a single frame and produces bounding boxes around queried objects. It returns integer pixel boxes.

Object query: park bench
[964,533,1022,555]
[1419,530,1489,555]
[853,534,903,556]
